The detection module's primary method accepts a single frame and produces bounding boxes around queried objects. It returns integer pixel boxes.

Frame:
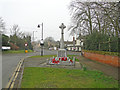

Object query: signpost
[25,43,28,53]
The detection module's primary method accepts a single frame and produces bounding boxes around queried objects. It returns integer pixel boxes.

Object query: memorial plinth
[57,49,67,57]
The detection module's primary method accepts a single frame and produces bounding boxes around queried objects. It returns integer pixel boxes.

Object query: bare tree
[44,37,56,48]
[69,1,94,35]
[10,24,23,45]
[0,17,5,34]
[10,24,20,36]
[69,1,119,37]
[93,2,119,36]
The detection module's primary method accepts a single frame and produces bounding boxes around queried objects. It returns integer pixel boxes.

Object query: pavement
[75,56,119,80]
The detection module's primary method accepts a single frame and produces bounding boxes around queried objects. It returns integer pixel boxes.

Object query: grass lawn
[29,55,57,58]
[21,67,118,88]
[2,50,33,54]
[30,55,77,58]
[29,55,79,61]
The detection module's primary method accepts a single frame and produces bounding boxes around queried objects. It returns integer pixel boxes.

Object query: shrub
[83,50,118,56]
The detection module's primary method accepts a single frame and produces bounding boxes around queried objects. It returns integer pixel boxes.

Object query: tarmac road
[2,52,38,88]
[2,49,80,88]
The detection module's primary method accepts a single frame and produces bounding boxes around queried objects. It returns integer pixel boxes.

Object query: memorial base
[47,49,75,66]
[57,49,67,57]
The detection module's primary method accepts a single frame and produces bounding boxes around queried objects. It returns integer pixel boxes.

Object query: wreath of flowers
[51,57,73,64]
[52,58,60,64]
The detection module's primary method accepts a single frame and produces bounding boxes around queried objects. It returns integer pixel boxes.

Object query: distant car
[2,46,11,51]
[65,48,68,51]
[49,48,53,50]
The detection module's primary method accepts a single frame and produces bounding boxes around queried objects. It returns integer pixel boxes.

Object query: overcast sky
[0,0,75,41]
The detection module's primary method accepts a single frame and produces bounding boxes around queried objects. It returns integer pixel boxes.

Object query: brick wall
[83,52,120,67]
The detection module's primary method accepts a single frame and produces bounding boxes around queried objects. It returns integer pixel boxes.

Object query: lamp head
[38,25,40,28]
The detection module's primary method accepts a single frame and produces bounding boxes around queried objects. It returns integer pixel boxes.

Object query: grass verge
[29,55,77,58]
[29,55,57,58]
[2,50,33,54]
[21,67,118,88]
[29,55,79,62]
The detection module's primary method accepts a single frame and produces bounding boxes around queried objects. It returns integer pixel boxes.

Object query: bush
[84,31,118,52]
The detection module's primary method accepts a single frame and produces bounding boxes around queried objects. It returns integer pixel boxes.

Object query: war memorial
[47,23,75,66]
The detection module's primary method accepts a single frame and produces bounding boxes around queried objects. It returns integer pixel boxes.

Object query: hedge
[82,50,119,56]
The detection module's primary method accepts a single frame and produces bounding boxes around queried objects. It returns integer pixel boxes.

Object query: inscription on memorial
[57,49,67,57]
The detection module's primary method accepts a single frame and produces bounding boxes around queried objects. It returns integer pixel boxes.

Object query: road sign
[25,43,28,46]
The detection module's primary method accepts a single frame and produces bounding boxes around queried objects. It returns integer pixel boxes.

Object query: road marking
[6,55,32,88]
[6,58,24,89]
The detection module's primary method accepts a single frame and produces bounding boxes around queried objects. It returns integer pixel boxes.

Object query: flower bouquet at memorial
[48,56,75,65]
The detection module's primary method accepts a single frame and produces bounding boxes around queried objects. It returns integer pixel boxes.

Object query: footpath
[75,56,118,80]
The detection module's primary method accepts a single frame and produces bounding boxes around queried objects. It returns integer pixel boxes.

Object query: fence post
[99,43,100,51]
[109,38,111,52]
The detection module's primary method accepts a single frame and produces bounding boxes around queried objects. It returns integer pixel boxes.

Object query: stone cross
[59,23,66,49]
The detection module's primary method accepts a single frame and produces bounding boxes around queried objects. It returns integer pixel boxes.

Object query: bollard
[25,50,28,53]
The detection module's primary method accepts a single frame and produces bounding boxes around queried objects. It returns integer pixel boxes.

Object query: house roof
[76,35,85,40]
[64,41,73,45]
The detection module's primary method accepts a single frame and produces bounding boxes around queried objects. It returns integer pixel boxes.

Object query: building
[66,36,84,52]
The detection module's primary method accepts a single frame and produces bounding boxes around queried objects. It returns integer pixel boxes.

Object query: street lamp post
[33,31,37,51]
[33,31,37,42]
[38,23,44,56]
